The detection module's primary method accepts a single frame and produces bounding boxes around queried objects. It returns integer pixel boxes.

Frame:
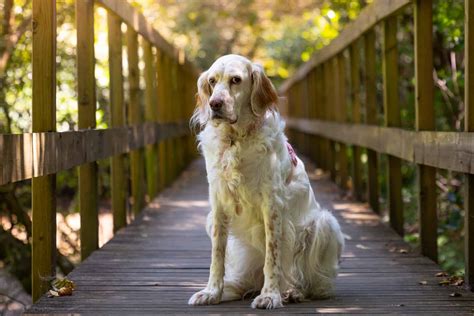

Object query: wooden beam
[108,12,127,232]
[365,29,379,213]
[383,16,403,236]
[279,0,413,92]
[465,0,474,289]
[127,27,145,216]
[326,61,337,181]
[31,0,56,302]
[143,40,159,199]
[350,40,363,200]
[76,0,98,261]
[414,0,437,262]
[336,54,349,189]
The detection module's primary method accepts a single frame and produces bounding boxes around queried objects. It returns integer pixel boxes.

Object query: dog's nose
[209,99,223,111]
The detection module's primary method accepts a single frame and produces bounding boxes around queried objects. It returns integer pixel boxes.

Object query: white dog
[188,54,344,309]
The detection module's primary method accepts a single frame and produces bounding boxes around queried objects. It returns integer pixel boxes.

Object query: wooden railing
[280,0,474,287]
[0,0,199,301]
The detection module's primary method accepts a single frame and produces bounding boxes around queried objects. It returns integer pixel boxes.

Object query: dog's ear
[190,70,211,129]
[250,64,278,117]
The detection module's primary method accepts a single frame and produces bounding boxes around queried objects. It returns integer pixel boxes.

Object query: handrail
[16,0,200,301]
[281,0,474,290]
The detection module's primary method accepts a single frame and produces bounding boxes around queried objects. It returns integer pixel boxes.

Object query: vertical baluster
[464,0,474,287]
[127,28,145,215]
[77,0,98,260]
[336,54,349,189]
[383,16,403,235]
[32,0,56,302]
[107,12,127,232]
[415,0,437,261]
[365,29,379,213]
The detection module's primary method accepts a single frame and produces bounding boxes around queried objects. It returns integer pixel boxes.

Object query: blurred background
[0,0,467,312]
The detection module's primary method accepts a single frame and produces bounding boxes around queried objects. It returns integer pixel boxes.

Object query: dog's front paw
[251,291,283,309]
[188,288,222,306]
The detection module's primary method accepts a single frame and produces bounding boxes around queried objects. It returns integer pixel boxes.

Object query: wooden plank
[76,0,98,261]
[336,54,349,189]
[127,27,145,216]
[326,61,336,180]
[157,50,169,189]
[28,158,474,314]
[414,0,437,262]
[350,40,363,200]
[31,0,56,302]
[95,0,200,76]
[465,0,474,289]
[143,40,159,199]
[383,16,403,236]
[279,0,413,92]
[107,12,127,232]
[364,29,379,214]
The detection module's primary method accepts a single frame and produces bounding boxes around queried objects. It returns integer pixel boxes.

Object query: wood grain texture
[279,0,413,92]
[383,16,403,236]
[108,12,127,232]
[31,0,56,302]
[76,0,98,261]
[350,41,363,200]
[286,118,474,175]
[27,158,474,314]
[127,28,145,216]
[465,0,474,288]
[336,54,349,189]
[364,29,379,214]
[414,0,437,262]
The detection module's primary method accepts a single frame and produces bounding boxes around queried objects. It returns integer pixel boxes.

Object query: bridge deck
[28,159,474,315]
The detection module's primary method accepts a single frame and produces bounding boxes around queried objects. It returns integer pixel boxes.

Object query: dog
[188,54,344,309]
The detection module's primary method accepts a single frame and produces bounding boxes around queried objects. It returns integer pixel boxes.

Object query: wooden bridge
[1,0,472,314]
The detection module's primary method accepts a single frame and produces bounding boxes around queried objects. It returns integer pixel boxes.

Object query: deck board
[28,159,474,315]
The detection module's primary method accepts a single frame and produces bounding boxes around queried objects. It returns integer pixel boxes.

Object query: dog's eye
[231,76,241,85]
[209,78,216,86]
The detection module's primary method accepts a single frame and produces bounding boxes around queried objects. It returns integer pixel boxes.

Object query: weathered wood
[108,12,127,232]
[350,40,363,200]
[31,0,56,302]
[336,54,349,189]
[414,0,437,262]
[383,16,403,236]
[143,40,159,199]
[325,61,336,180]
[127,28,145,216]
[279,0,413,92]
[157,50,169,189]
[76,0,98,261]
[28,159,474,314]
[95,0,199,76]
[364,29,379,214]
[465,0,474,289]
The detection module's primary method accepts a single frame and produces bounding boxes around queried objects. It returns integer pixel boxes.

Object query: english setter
[188,54,344,309]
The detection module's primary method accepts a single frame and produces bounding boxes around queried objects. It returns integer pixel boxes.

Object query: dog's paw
[251,291,283,309]
[282,288,305,303]
[188,289,222,306]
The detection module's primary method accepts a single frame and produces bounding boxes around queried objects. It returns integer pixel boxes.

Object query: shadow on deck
[28,159,474,315]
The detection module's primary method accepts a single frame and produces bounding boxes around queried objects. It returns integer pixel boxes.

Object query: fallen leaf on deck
[450,292,462,297]
[399,249,408,254]
[48,290,59,297]
[436,272,448,277]
[418,280,428,285]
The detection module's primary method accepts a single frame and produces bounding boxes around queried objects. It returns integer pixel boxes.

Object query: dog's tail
[294,209,344,299]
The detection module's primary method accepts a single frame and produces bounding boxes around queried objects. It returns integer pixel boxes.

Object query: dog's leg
[188,196,228,305]
[251,204,284,309]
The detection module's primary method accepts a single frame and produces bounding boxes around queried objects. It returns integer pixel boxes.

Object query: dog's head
[191,54,278,129]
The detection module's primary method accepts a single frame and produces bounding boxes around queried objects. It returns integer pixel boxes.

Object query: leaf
[449,292,462,297]
[436,272,448,277]
[418,280,428,285]
[48,290,59,297]
[439,279,450,286]
[58,287,73,296]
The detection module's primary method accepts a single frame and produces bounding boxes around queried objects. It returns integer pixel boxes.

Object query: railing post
[465,0,474,289]
[76,0,98,260]
[336,54,349,189]
[414,0,437,262]
[32,0,56,302]
[350,40,363,200]
[142,40,159,199]
[107,12,127,232]
[127,27,145,215]
[383,16,403,236]
[364,29,379,214]
[326,61,336,180]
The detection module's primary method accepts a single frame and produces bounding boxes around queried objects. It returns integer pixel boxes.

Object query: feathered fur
[188,54,344,309]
